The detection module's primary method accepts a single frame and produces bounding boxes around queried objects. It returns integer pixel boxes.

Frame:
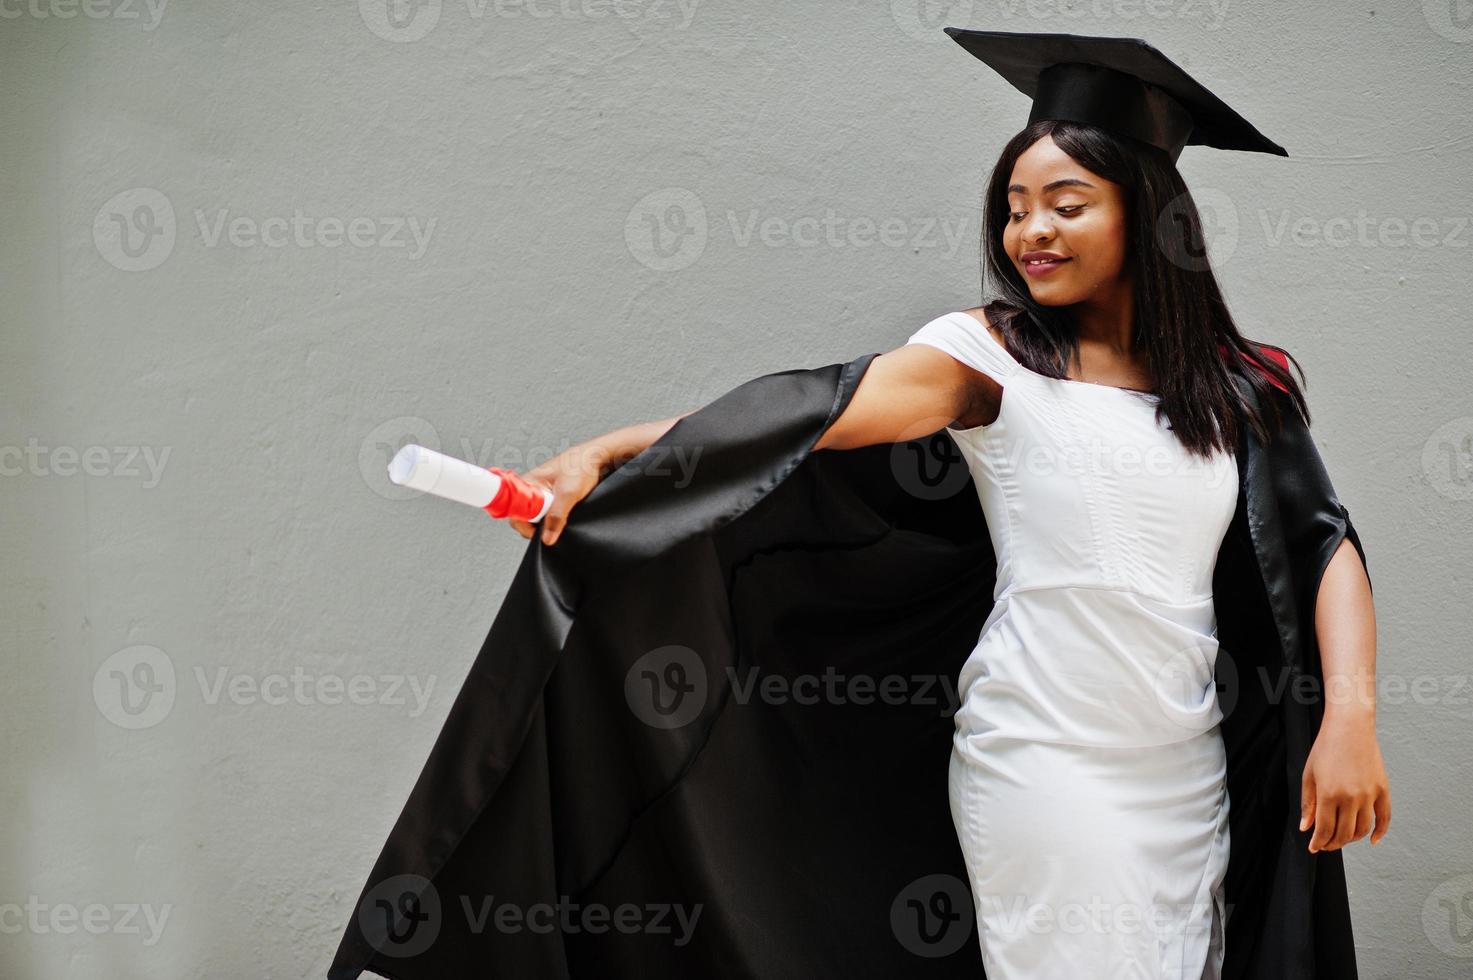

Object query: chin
[1025,284,1084,306]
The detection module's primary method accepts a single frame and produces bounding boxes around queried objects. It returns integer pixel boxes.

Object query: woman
[504,100,1387,980]
[331,30,1387,980]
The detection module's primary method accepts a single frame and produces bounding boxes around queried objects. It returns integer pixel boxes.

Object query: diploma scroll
[387,444,555,523]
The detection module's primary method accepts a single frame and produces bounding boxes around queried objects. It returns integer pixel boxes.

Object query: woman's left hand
[1300,713,1391,852]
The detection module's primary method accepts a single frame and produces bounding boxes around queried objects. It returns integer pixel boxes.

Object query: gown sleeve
[1260,384,1372,677]
[326,352,996,980]
[1232,373,1370,980]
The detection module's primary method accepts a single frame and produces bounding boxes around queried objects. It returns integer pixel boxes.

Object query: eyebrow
[1007,178,1096,194]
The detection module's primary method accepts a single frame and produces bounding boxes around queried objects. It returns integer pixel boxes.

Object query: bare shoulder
[957,306,1009,350]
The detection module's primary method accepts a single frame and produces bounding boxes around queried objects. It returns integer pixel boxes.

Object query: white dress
[906,311,1238,980]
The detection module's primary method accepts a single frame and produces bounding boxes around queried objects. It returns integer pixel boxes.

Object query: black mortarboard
[943,28,1288,163]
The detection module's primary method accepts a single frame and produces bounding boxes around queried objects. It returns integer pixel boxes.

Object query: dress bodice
[907,311,1239,607]
[907,311,1241,747]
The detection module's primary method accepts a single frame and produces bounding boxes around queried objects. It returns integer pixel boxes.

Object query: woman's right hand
[506,446,610,546]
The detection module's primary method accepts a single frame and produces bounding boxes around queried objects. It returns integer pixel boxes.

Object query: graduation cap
[943,28,1288,163]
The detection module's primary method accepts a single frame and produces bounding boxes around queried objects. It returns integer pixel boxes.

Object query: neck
[1069,278,1136,355]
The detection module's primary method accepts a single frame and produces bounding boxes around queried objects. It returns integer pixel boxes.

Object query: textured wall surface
[0,2,1468,978]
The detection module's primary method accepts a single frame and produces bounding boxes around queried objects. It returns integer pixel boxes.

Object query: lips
[1021,255,1071,277]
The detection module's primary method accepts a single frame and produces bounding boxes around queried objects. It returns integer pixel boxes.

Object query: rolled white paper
[388,444,502,507]
[388,444,555,522]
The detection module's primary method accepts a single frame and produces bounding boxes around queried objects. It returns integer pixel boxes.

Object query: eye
[1057,204,1086,216]
[1009,211,1027,222]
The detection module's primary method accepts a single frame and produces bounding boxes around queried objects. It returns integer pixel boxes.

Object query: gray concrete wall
[0,2,1467,977]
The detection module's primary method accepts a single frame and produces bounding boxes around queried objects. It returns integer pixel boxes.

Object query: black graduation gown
[327,349,1370,980]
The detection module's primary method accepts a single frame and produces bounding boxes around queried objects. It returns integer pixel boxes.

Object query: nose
[1020,209,1054,244]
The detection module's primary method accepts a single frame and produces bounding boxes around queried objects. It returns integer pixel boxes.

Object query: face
[1002,134,1131,307]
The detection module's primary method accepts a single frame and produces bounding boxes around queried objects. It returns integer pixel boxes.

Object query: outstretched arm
[507,410,695,545]
[814,343,998,451]
[520,335,996,543]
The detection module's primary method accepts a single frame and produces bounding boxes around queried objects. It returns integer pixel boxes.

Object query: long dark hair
[977,118,1306,459]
